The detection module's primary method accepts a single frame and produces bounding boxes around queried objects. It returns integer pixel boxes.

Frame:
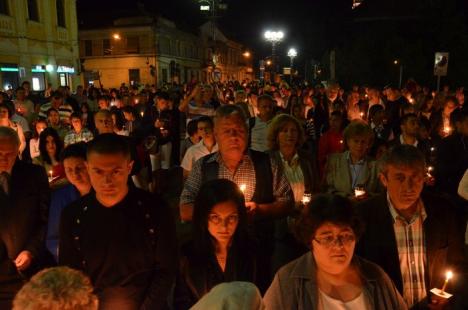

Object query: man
[390,113,430,162]
[180,104,293,222]
[0,127,50,308]
[385,85,408,135]
[46,108,68,140]
[180,116,218,178]
[94,109,114,135]
[13,87,35,125]
[39,91,73,124]
[59,134,177,309]
[64,112,94,146]
[249,94,275,152]
[46,143,91,262]
[357,145,467,309]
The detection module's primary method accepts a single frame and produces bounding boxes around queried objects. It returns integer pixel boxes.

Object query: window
[56,0,65,27]
[126,36,139,54]
[129,69,140,85]
[27,0,39,21]
[0,0,9,15]
[84,40,92,56]
[103,39,111,55]
[162,68,168,83]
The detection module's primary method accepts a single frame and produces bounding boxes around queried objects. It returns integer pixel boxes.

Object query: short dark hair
[46,107,59,117]
[39,128,63,165]
[0,101,14,118]
[368,104,384,121]
[60,142,87,162]
[293,194,364,248]
[155,91,170,101]
[379,144,425,175]
[86,133,130,159]
[196,115,214,128]
[186,118,199,137]
[69,112,82,121]
[400,113,418,125]
[257,94,274,106]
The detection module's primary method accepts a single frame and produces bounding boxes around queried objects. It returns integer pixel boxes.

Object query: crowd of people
[0,78,467,309]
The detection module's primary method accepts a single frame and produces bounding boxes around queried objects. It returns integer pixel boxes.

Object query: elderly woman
[267,113,321,273]
[264,194,407,310]
[325,120,380,200]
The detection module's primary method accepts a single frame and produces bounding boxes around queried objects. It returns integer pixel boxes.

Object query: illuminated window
[27,0,39,21]
[56,0,65,27]
[32,77,41,91]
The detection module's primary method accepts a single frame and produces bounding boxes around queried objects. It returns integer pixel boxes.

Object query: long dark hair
[192,179,251,258]
[39,127,63,164]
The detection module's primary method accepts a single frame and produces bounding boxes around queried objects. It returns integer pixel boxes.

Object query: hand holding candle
[430,270,454,299]
[48,170,53,182]
[301,193,311,205]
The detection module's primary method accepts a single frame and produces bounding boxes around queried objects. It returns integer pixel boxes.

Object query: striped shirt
[39,102,73,123]
[64,128,94,146]
[180,151,293,205]
[387,194,427,308]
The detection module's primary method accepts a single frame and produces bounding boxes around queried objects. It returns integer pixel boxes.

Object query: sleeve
[180,147,194,172]
[457,169,468,200]
[179,158,203,206]
[263,271,293,310]
[141,198,178,310]
[324,155,348,197]
[58,205,83,270]
[24,166,50,259]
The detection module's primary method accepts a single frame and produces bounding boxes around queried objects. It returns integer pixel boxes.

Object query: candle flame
[239,184,246,192]
[446,271,453,280]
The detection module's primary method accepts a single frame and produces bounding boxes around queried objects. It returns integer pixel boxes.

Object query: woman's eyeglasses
[313,233,355,248]
[208,214,239,226]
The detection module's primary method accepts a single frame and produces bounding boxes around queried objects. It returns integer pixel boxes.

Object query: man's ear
[127,160,134,174]
[378,172,388,188]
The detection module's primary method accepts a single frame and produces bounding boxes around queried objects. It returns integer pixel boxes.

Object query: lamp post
[394,59,403,89]
[287,48,297,84]
[264,30,284,81]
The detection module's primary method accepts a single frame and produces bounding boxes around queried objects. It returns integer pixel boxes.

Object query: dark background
[77,0,468,88]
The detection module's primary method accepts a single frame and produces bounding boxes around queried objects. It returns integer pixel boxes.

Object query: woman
[318,111,345,177]
[430,96,458,140]
[0,102,26,156]
[325,120,380,199]
[267,114,320,272]
[174,179,257,310]
[264,194,407,310]
[111,109,129,136]
[33,127,67,188]
[29,119,48,159]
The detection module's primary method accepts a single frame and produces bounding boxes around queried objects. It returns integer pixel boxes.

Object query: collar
[386,192,427,224]
[399,134,418,147]
[346,151,365,165]
[279,152,300,167]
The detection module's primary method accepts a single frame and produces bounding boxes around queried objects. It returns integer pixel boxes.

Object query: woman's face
[35,122,47,135]
[207,201,239,245]
[347,135,371,160]
[278,121,299,150]
[45,135,57,155]
[0,107,9,120]
[311,222,356,275]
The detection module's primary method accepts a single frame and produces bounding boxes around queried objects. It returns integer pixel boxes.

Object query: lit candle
[239,184,246,193]
[443,126,451,135]
[48,170,53,181]
[409,98,414,104]
[441,271,453,293]
[159,127,165,132]
[360,112,364,118]
[301,193,311,205]
[135,99,139,104]
[140,111,144,117]
[426,166,434,178]
[339,140,344,144]
[354,187,366,198]
[430,147,435,152]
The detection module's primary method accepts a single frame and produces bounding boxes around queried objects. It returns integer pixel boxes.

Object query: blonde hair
[267,114,305,150]
[13,267,98,310]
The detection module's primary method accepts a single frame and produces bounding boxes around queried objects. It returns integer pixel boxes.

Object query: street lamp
[264,30,284,79]
[112,33,121,40]
[287,48,297,83]
[394,59,403,89]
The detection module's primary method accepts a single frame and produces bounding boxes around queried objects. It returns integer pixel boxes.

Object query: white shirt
[250,117,270,152]
[181,140,218,172]
[318,290,370,310]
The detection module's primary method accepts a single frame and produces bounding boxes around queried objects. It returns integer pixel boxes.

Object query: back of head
[13,266,98,310]
[214,104,246,127]
[86,133,130,160]
[0,126,20,148]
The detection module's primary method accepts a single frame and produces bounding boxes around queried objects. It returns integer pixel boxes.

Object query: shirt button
[411,261,415,265]
[409,240,413,247]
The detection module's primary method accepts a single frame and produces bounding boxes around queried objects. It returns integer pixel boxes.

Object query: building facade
[0,0,80,91]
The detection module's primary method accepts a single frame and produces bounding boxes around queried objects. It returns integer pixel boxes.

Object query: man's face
[401,117,419,137]
[94,114,114,134]
[156,98,169,111]
[0,137,18,173]
[98,99,109,110]
[327,88,339,101]
[214,115,247,159]
[379,164,424,210]
[64,157,90,192]
[16,90,25,101]
[71,117,83,132]
[48,111,60,126]
[197,121,213,140]
[257,99,274,121]
[52,96,63,108]
[86,152,133,202]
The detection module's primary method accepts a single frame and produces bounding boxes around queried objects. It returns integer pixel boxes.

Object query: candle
[239,184,246,193]
[426,166,434,178]
[409,98,414,104]
[140,111,144,117]
[443,126,451,135]
[441,271,453,293]
[135,99,139,104]
[159,127,165,131]
[301,193,311,205]
[48,170,53,182]
[430,147,435,152]
[354,187,366,198]
[339,140,344,144]
[360,112,364,118]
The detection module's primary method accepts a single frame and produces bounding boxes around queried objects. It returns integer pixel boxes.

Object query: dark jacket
[356,192,467,304]
[0,161,51,290]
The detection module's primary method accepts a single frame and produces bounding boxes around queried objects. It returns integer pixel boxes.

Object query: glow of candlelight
[354,189,366,198]
[339,140,344,144]
[430,147,435,152]
[441,271,453,293]
[360,112,364,118]
[444,126,451,135]
[239,184,246,193]
[140,111,144,117]
[135,99,139,104]
[301,194,311,205]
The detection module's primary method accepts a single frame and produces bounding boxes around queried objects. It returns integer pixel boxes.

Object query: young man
[249,94,275,152]
[64,112,94,147]
[59,134,177,309]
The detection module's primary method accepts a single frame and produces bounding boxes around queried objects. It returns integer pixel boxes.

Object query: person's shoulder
[355,256,392,281]
[355,193,387,212]
[61,193,90,219]
[275,252,313,280]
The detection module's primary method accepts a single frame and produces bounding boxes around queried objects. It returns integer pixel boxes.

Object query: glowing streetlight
[243,51,251,58]
[287,48,297,83]
[264,30,284,79]
[112,33,121,40]
[394,59,403,89]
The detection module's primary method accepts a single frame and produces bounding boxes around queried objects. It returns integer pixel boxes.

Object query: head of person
[326,84,340,102]
[294,194,363,275]
[368,87,380,103]
[443,96,458,116]
[291,103,304,120]
[121,106,136,122]
[21,81,31,93]
[186,118,200,140]
[61,142,91,195]
[50,91,63,108]
[12,266,98,310]
[76,85,84,95]
[0,102,13,120]
[420,95,434,112]
[386,86,400,101]
[70,112,83,133]
[329,111,344,132]
[47,108,60,126]
[97,95,110,110]
[379,145,425,211]
[15,87,26,101]
[267,114,305,152]
[39,127,63,164]
[347,90,360,105]
[111,110,125,131]
[196,116,214,141]
[202,84,214,102]
[33,119,48,139]
[235,90,247,103]
[257,94,275,122]
[192,179,249,249]
[155,91,170,111]
[86,134,133,206]
[214,105,247,161]
[452,109,468,137]
[0,127,20,173]
[343,121,374,161]
[400,113,419,138]
[94,110,114,134]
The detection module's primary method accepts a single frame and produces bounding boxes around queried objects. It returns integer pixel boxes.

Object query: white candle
[239,184,246,193]
[441,271,453,293]
[140,111,144,117]
[354,188,366,198]
[48,170,53,181]
[443,126,451,135]
[426,166,434,178]
[360,112,364,118]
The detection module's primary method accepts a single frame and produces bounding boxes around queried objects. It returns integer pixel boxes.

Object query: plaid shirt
[64,128,94,146]
[180,152,293,206]
[387,194,427,308]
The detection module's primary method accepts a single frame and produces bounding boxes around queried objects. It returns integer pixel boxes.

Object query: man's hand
[428,295,450,310]
[15,251,33,271]
[245,201,258,213]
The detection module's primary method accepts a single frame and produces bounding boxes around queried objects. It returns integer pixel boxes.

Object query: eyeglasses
[208,214,239,226]
[313,233,355,248]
